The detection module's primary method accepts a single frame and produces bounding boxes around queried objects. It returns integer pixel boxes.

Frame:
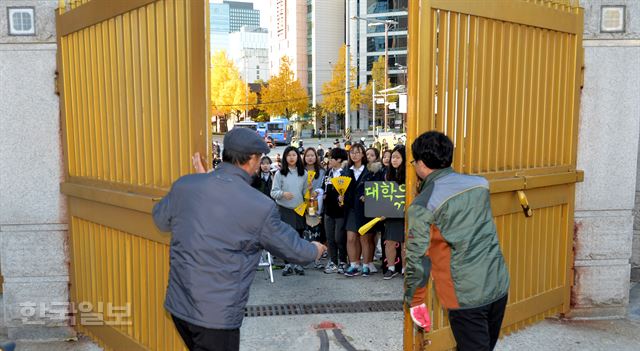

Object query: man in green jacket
[405,131,510,351]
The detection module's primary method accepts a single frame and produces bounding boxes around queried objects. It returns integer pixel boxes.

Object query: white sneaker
[374,238,383,260]
[368,263,378,274]
[324,262,338,274]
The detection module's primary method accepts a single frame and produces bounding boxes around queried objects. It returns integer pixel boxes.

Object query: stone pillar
[634,136,640,282]
[573,0,640,318]
[0,1,74,339]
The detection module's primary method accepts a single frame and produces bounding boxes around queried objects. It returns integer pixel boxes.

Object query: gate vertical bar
[405,0,433,349]
[188,0,210,163]
[405,1,584,349]
[57,0,209,349]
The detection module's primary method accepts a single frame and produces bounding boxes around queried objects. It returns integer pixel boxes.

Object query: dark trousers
[324,215,347,264]
[448,294,508,351]
[172,315,239,351]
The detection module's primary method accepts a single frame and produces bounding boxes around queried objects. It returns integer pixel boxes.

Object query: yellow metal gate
[56,0,209,350]
[405,0,584,350]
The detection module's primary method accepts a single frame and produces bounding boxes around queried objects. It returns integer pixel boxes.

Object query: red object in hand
[410,304,431,331]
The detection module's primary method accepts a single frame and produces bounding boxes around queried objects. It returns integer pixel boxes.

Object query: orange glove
[410,303,431,331]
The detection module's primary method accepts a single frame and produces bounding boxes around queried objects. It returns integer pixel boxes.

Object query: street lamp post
[383,22,389,131]
[345,1,351,138]
[244,55,248,120]
[395,63,407,132]
[395,63,407,86]
[372,79,376,136]
[351,16,397,132]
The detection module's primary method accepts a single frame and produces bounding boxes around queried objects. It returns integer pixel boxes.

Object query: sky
[210,0,271,28]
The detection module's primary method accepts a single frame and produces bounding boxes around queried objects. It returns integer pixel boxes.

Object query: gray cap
[223,128,270,154]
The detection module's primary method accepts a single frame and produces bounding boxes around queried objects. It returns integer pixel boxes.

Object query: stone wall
[573,0,640,318]
[634,134,640,282]
[0,0,73,339]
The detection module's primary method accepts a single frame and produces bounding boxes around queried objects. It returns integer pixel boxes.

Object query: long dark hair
[280,146,305,177]
[348,143,368,168]
[386,145,406,185]
[260,155,272,164]
[303,147,321,179]
[381,149,392,167]
[366,147,380,163]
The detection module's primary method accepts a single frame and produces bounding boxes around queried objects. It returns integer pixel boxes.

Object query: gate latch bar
[517,190,533,218]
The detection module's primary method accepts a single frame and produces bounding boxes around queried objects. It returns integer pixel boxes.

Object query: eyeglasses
[349,150,362,155]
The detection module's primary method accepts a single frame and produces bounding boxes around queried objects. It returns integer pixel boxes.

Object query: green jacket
[404,167,509,310]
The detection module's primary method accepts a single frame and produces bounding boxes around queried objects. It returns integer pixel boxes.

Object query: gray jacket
[270,168,308,209]
[310,168,326,193]
[153,163,318,329]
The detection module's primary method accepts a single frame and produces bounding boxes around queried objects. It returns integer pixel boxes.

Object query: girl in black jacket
[322,147,349,274]
[343,143,383,277]
[251,156,274,199]
[382,145,406,279]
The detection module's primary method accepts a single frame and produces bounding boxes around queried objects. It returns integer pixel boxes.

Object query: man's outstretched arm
[258,203,323,265]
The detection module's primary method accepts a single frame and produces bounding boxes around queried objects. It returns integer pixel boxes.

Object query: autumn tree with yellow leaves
[210,50,257,122]
[360,56,398,130]
[260,56,308,119]
[361,56,397,109]
[319,44,361,115]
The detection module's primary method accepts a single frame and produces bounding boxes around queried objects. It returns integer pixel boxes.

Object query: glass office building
[210,1,261,54]
[210,2,230,53]
[226,1,260,33]
[353,0,408,86]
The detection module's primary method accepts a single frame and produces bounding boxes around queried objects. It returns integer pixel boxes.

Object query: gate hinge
[580,48,585,89]
[54,70,60,96]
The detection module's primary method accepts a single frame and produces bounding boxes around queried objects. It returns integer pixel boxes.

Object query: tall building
[210,1,261,54]
[269,0,309,89]
[352,0,408,85]
[350,0,408,130]
[309,1,346,111]
[269,0,344,123]
[228,26,270,83]
[210,2,230,53]
[226,1,260,32]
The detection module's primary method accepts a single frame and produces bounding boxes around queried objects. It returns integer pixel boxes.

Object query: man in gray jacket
[153,128,325,351]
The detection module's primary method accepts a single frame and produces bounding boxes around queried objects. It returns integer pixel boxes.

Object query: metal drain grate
[244,300,403,317]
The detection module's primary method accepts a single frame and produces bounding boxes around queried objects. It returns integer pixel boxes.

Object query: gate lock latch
[517,190,533,218]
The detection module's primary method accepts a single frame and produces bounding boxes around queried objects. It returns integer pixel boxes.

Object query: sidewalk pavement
[241,280,640,351]
[1,280,638,351]
[495,282,640,351]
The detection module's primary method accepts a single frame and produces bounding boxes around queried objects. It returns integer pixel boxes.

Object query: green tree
[319,44,361,115]
[210,50,257,121]
[260,56,308,119]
